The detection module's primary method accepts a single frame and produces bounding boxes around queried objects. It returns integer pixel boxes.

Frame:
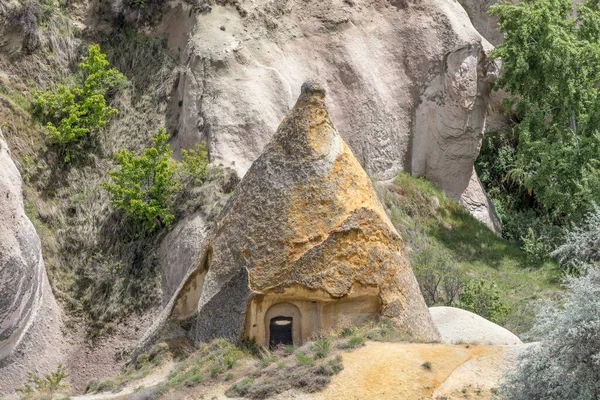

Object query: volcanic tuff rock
[0,130,65,394]
[137,81,440,355]
[161,0,501,231]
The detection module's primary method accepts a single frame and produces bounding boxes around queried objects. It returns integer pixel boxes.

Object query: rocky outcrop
[430,306,522,345]
[162,0,501,231]
[138,82,440,354]
[158,211,209,305]
[0,130,65,395]
[457,0,504,45]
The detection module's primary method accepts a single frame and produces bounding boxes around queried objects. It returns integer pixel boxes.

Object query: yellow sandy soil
[320,342,505,400]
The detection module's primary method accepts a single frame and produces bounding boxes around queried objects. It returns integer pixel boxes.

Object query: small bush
[311,338,332,359]
[421,361,432,370]
[295,352,316,366]
[459,279,510,324]
[102,128,178,233]
[551,203,600,272]
[16,364,69,394]
[344,336,366,349]
[315,355,344,376]
[32,44,126,161]
[180,142,209,185]
[499,267,600,399]
[226,377,254,397]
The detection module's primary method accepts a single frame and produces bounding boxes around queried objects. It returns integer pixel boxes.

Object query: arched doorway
[269,316,294,348]
[263,302,302,348]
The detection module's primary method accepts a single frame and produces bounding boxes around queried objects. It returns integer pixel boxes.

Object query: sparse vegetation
[85,342,169,394]
[421,361,432,370]
[16,364,69,395]
[311,338,332,359]
[344,336,366,349]
[380,172,559,335]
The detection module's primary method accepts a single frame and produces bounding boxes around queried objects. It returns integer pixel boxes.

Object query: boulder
[0,130,65,395]
[138,81,440,354]
[158,211,209,305]
[430,306,522,345]
[162,0,501,231]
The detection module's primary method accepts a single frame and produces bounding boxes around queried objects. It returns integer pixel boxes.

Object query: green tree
[459,279,509,324]
[32,44,126,161]
[102,128,178,233]
[489,0,600,223]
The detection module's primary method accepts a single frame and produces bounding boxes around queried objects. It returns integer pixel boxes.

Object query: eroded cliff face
[160,0,501,231]
[0,130,65,394]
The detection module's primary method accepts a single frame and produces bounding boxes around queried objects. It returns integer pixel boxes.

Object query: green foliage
[421,361,432,370]
[344,336,366,349]
[499,267,600,399]
[459,279,510,324]
[129,0,146,8]
[180,142,209,185]
[31,44,126,161]
[520,227,553,265]
[16,364,69,394]
[295,352,316,366]
[166,339,245,391]
[384,172,558,335]
[311,338,332,359]
[488,0,600,224]
[551,204,600,273]
[102,128,178,233]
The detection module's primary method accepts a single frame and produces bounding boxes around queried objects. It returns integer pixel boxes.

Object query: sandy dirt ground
[69,341,522,400]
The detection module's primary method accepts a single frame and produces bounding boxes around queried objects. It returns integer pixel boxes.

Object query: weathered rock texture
[0,130,65,395]
[159,211,209,305]
[458,0,503,45]
[430,306,522,345]
[162,0,501,231]
[139,82,439,353]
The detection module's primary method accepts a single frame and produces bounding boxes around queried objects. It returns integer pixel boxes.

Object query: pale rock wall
[160,0,501,231]
[0,131,66,395]
[158,211,209,305]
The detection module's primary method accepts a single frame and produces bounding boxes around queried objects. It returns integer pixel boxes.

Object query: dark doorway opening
[269,316,293,349]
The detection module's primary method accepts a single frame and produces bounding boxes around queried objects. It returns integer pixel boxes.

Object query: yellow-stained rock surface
[140,81,439,353]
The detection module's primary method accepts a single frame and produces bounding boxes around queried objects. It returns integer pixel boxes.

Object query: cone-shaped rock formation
[141,81,439,351]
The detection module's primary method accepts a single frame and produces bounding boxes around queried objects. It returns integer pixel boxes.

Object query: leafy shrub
[520,227,553,265]
[102,128,178,233]
[421,361,432,370]
[180,142,209,185]
[488,0,600,225]
[32,44,126,161]
[459,279,509,324]
[499,267,600,399]
[16,364,69,394]
[551,203,600,272]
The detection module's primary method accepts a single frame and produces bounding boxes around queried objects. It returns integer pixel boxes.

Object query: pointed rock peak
[268,79,338,162]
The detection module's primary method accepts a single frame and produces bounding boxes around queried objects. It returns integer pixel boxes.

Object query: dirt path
[319,342,506,400]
